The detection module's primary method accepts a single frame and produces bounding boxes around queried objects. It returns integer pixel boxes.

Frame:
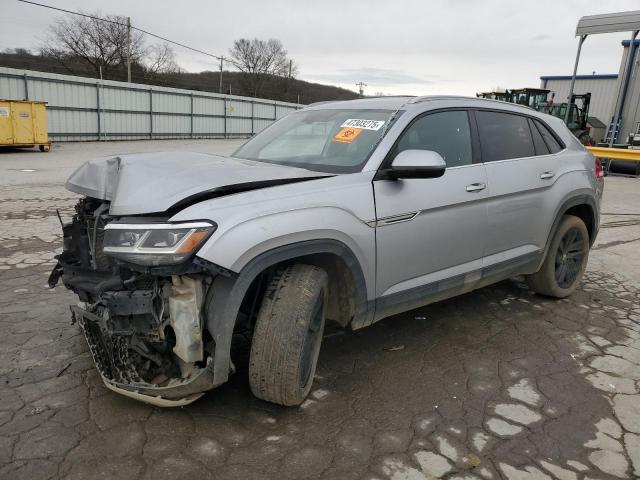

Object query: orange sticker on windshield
[332,127,362,143]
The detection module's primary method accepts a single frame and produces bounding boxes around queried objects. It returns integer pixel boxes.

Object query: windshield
[232,109,397,173]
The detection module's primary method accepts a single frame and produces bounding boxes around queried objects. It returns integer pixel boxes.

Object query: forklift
[476,88,551,109]
[508,88,551,109]
[536,93,593,145]
[475,87,594,145]
[476,91,511,102]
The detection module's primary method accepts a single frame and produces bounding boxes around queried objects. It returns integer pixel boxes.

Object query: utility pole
[356,81,367,96]
[288,59,292,78]
[126,16,131,83]
[219,56,224,93]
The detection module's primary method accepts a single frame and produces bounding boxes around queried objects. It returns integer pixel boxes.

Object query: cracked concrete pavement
[1,140,640,480]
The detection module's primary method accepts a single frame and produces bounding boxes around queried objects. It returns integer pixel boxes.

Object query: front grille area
[78,310,142,384]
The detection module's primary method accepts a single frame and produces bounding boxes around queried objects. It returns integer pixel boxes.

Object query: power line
[17,0,237,66]
[18,0,123,25]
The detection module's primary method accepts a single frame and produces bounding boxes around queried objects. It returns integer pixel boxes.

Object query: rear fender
[535,192,599,272]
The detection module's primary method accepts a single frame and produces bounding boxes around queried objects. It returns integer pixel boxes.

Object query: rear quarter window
[528,118,550,155]
[533,119,563,154]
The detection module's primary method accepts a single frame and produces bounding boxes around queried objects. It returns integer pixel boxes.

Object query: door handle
[466,183,486,192]
[540,171,555,179]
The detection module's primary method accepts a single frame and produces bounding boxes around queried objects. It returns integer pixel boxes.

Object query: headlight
[103,222,216,266]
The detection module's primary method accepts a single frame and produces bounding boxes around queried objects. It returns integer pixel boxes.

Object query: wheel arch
[565,203,596,243]
[204,239,373,386]
[537,193,599,271]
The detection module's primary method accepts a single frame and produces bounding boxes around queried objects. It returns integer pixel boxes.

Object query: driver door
[373,109,489,320]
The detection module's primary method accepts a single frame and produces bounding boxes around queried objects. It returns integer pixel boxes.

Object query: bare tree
[145,43,180,76]
[229,38,297,96]
[41,11,145,77]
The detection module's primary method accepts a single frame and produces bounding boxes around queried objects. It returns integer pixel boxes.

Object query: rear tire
[249,263,328,406]
[526,215,589,298]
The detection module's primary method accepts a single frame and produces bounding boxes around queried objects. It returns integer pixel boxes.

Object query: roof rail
[364,95,416,99]
[408,95,478,104]
[305,100,338,108]
[410,95,540,110]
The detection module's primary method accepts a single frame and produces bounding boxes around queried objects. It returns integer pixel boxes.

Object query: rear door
[373,109,489,317]
[475,110,565,270]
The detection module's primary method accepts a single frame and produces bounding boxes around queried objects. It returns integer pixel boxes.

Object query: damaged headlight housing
[103,222,216,266]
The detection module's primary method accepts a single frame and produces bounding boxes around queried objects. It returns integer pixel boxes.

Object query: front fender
[196,206,376,297]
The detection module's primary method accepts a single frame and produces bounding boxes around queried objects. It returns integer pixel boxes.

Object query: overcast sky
[2,0,639,97]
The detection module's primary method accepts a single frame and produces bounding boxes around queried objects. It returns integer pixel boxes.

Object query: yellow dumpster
[0,100,51,152]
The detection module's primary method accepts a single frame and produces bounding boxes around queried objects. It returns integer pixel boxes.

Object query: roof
[304,95,541,116]
[539,74,618,81]
[576,10,640,36]
[306,95,505,111]
[305,96,414,110]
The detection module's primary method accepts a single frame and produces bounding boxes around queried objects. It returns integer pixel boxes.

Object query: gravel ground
[1,140,639,480]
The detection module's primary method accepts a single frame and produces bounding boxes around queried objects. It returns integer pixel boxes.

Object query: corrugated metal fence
[0,66,302,141]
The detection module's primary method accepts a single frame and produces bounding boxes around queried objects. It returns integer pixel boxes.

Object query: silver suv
[50,96,604,407]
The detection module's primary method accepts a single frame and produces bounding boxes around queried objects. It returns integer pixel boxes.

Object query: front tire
[249,263,328,406]
[526,215,590,298]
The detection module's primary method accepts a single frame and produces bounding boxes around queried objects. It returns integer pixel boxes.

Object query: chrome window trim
[477,149,566,166]
[445,163,483,171]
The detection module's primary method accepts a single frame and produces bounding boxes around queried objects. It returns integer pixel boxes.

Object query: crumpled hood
[65,151,330,215]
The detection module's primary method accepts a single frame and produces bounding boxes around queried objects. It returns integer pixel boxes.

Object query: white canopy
[576,10,640,36]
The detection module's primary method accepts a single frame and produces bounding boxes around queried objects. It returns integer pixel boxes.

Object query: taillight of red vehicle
[595,157,605,179]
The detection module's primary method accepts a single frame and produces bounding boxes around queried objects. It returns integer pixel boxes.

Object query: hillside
[0,51,360,104]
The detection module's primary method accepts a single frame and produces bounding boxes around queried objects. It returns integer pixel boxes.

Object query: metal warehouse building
[540,74,619,126]
[539,38,640,144]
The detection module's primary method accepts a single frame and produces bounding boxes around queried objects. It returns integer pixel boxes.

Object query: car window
[528,118,550,155]
[258,121,333,159]
[534,119,563,154]
[233,109,397,174]
[393,111,472,167]
[476,111,535,162]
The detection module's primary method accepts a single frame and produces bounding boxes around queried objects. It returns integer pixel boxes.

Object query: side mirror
[385,149,446,180]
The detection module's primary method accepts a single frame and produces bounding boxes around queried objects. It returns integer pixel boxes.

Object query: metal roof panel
[576,10,640,36]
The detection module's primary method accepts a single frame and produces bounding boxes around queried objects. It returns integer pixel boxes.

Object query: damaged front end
[49,198,225,406]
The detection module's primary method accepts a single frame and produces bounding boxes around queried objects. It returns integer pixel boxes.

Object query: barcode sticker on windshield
[340,119,386,131]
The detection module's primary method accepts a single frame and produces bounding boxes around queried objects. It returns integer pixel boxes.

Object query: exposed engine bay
[49,198,225,406]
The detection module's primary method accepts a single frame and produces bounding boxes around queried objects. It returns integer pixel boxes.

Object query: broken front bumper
[71,305,221,406]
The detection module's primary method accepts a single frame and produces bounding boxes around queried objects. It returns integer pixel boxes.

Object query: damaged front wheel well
[237,252,359,332]
[205,240,371,385]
